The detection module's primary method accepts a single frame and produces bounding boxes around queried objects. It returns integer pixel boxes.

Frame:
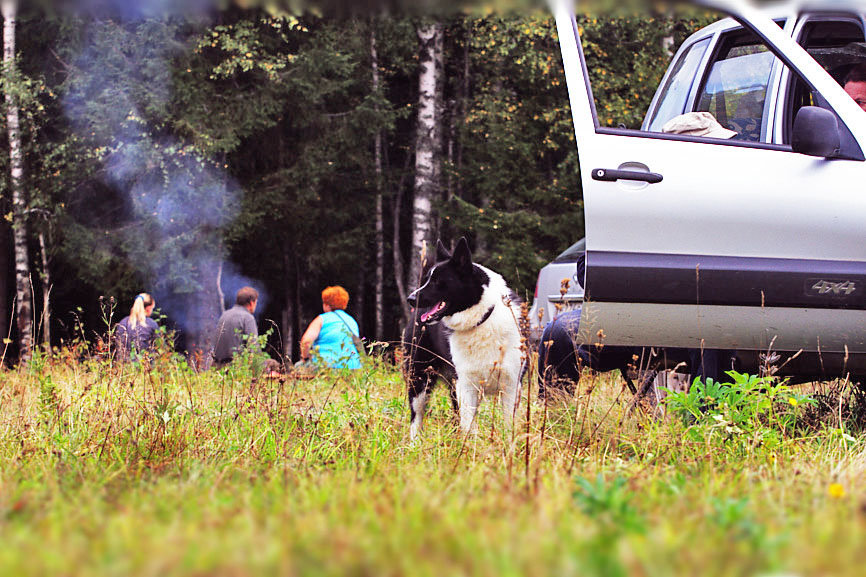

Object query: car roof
[678,6,790,46]
[698,0,861,17]
[681,2,865,46]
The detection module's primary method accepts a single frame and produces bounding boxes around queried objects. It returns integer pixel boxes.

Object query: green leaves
[574,474,646,535]
[450,14,582,294]
[194,16,304,81]
[1,4,727,347]
[664,371,818,442]
[573,474,646,577]
[579,10,717,128]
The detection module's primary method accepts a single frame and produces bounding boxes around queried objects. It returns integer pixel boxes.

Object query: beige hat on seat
[662,111,737,139]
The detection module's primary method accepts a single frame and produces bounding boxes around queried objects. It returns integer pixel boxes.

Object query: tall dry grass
[0,339,865,576]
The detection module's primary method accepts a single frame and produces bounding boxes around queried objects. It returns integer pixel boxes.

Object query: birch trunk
[281,301,293,364]
[370,21,384,341]
[408,21,444,290]
[656,5,675,58]
[392,147,415,326]
[294,259,301,360]
[216,260,226,314]
[281,249,294,364]
[355,275,365,334]
[457,23,470,199]
[0,219,10,348]
[38,230,50,350]
[439,106,455,244]
[392,172,409,325]
[2,0,32,360]
[216,161,228,316]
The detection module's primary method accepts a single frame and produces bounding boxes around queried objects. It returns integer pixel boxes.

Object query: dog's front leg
[457,378,480,434]
[500,377,521,430]
[409,376,432,441]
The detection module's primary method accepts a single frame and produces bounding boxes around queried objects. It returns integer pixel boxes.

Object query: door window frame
[644,36,713,132]
[775,12,866,144]
[570,6,863,158]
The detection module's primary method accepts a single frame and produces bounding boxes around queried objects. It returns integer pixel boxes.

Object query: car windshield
[553,238,586,263]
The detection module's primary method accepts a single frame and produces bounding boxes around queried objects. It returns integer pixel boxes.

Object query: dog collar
[475,305,495,328]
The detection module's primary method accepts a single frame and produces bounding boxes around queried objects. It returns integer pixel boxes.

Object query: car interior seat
[726,90,764,141]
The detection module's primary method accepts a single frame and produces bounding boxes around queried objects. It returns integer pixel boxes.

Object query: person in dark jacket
[537,252,733,396]
[212,286,258,368]
[115,293,159,360]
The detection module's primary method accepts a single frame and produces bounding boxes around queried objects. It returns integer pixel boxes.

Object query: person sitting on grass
[297,285,362,371]
[212,286,259,369]
[115,292,159,361]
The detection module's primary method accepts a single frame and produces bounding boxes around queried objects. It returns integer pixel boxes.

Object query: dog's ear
[451,237,473,272]
[436,239,451,262]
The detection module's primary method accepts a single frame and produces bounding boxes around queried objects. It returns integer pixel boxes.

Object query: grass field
[1,345,866,576]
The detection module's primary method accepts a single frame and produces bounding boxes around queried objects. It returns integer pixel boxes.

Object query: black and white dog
[404,238,524,439]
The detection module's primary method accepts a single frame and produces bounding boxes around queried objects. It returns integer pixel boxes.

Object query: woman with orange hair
[298,286,362,369]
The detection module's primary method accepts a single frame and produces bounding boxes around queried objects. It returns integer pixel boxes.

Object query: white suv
[553,0,866,378]
[529,238,585,341]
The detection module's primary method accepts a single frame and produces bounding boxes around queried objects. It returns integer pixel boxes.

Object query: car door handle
[591,168,663,184]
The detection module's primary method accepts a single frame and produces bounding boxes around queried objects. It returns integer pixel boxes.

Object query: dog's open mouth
[419,301,447,324]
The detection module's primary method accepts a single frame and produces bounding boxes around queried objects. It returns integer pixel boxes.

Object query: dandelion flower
[829,483,846,499]
[789,398,799,407]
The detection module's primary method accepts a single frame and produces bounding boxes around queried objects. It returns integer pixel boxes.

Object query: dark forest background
[0,0,712,363]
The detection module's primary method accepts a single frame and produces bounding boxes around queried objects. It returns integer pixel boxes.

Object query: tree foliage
[0,4,714,358]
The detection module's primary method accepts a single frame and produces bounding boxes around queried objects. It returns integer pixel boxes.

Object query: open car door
[552,0,866,361]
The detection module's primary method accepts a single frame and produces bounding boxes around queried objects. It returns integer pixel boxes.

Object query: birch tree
[38,229,50,349]
[408,20,443,290]
[2,0,32,359]
[370,19,385,340]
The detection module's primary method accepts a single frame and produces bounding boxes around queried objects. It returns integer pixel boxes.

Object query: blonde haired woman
[115,293,159,359]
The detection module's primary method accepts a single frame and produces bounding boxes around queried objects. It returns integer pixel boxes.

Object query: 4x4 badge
[811,280,856,296]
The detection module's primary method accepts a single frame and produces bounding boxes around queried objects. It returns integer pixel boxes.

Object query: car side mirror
[792,106,841,158]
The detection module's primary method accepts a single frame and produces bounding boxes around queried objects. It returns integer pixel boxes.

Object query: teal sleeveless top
[312,310,361,369]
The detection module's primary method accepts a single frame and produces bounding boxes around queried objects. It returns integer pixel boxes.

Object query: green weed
[665,370,817,443]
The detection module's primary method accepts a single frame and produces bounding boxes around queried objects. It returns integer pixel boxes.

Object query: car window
[580,9,777,140]
[553,238,586,263]
[783,16,866,144]
[645,38,711,132]
[695,35,776,142]
[577,8,729,131]
[799,18,865,83]
[579,10,856,150]
[578,8,866,154]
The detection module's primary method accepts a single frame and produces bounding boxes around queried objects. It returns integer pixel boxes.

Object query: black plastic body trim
[585,251,866,309]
